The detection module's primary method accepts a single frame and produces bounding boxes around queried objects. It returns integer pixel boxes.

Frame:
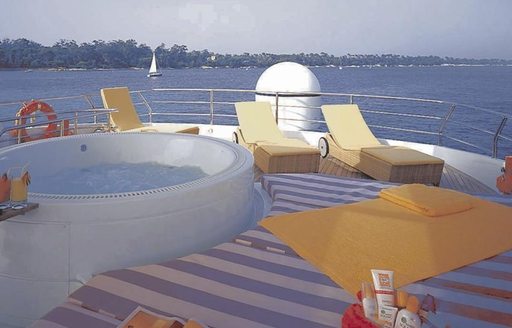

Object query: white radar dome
[256,62,321,131]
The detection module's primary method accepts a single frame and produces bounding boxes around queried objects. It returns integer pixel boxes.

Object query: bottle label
[397,315,419,328]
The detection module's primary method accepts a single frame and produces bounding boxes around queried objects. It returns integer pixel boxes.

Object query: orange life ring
[11,100,58,142]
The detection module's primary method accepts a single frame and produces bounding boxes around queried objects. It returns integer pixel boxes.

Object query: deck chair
[320,104,444,185]
[234,101,319,173]
[100,87,199,134]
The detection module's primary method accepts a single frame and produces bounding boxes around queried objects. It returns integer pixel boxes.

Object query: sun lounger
[100,87,199,134]
[32,174,512,328]
[319,104,444,185]
[233,101,319,173]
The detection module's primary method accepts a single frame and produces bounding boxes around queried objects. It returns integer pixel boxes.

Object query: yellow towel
[184,319,209,328]
[117,306,186,328]
[260,197,512,295]
[379,184,474,217]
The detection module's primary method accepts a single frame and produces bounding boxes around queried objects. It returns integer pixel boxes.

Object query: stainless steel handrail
[0,88,509,158]
[145,87,511,118]
[0,109,116,144]
[136,92,153,124]
[494,118,508,158]
[133,88,511,158]
[437,104,456,146]
[0,94,96,107]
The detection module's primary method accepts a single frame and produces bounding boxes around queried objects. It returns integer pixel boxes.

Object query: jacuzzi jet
[80,144,87,151]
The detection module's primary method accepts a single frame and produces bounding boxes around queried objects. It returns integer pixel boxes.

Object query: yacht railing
[0,107,115,146]
[142,88,511,158]
[0,89,509,158]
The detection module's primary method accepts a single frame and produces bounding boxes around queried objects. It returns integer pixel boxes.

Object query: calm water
[31,163,208,195]
[0,66,511,157]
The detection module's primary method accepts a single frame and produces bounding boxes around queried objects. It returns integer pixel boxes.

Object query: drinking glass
[0,173,10,209]
[8,166,29,208]
[10,177,27,207]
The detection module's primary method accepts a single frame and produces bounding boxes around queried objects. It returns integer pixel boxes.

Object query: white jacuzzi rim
[0,132,254,202]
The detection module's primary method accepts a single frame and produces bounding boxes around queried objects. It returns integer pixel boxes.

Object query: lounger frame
[324,133,443,185]
[234,102,320,174]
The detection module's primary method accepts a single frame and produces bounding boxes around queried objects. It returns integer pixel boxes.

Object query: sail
[149,52,158,74]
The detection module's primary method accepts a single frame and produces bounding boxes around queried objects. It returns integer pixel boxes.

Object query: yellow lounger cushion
[256,140,319,156]
[127,125,200,134]
[380,184,473,217]
[260,195,512,295]
[235,101,285,144]
[362,147,445,166]
[321,104,381,150]
[101,87,199,135]
[101,87,144,131]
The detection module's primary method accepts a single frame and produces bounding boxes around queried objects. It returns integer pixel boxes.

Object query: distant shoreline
[2,39,511,70]
[2,63,512,72]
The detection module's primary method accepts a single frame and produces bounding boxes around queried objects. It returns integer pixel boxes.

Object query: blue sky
[1,0,511,59]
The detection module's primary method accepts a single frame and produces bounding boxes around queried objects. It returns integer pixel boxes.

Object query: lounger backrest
[235,101,284,143]
[100,87,143,131]
[322,104,381,150]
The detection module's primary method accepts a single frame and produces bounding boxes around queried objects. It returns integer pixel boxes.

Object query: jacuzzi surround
[18,132,246,200]
[0,132,255,327]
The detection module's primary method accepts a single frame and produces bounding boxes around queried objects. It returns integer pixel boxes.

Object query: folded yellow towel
[379,184,474,217]
[117,306,186,328]
[184,319,209,328]
[260,197,512,295]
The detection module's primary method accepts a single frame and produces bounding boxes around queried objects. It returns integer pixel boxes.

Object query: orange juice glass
[10,178,27,204]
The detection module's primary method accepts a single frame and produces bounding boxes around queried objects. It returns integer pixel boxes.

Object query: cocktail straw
[21,163,29,176]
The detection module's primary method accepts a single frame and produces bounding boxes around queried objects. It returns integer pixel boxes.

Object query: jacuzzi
[0,132,254,327]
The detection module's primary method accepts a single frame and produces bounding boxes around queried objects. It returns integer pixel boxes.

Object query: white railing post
[209,90,214,125]
[493,117,508,158]
[438,104,456,145]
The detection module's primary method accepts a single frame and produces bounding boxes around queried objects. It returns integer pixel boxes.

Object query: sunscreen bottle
[378,305,398,328]
[371,269,395,307]
[394,295,421,328]
[361,281,377,321]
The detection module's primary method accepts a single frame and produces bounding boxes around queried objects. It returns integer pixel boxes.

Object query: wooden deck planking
[441,165,497,195]
[318,155,498,195]
[253,154,497,195]
[319,156,370,179]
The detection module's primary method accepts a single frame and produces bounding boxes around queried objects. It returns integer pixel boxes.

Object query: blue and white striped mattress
[31,174,512,328]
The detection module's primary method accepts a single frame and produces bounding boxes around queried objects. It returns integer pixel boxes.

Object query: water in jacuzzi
[30,162,209,194]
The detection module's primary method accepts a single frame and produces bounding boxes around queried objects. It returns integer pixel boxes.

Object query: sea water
[30,162,208,195]
[0,66,511,157]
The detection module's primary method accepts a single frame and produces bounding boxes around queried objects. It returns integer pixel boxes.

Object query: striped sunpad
[32,174,512,328]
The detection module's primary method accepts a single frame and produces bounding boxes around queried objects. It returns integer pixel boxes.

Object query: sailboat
[147,51,162,77]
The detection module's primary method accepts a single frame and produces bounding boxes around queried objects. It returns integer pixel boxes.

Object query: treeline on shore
[1,38,510,69]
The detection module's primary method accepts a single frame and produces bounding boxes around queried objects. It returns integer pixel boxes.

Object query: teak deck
[320,155,498,194]
[256,155,498,195]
